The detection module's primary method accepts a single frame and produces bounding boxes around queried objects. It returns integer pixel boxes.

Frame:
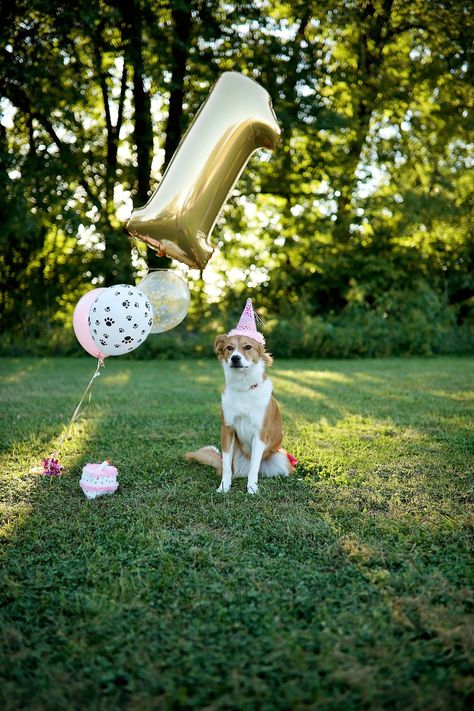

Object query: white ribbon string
[48,358,104,461]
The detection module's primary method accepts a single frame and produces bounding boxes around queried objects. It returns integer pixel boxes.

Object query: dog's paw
[216,482,230,494]
[247,483,259,495]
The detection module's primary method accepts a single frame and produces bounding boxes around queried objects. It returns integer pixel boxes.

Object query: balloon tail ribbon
[129,233,151,273]
[33,359,104,476]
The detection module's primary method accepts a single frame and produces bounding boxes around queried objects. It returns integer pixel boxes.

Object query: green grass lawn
[0,356,473,710]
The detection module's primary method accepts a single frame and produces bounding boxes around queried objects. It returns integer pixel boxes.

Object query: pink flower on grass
[42,457,63,476]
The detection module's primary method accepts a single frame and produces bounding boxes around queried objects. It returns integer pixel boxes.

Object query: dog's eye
[244,345,252,351]
[227,345,233,351]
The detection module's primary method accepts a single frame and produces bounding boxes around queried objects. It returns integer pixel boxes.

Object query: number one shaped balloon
[126,72,282,270]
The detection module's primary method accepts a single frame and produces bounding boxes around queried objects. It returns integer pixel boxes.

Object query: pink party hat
[227,298,265,344]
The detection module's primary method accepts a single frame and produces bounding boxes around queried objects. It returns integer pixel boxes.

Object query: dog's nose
[231,354,241,365]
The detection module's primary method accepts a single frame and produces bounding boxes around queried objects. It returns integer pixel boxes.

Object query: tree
[0,0,472,354]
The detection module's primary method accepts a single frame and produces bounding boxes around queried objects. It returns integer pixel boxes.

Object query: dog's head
[214,335,273,374]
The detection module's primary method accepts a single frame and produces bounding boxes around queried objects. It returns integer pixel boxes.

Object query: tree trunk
[332,0,394,244]
[116,0,174,270]
[278,10,312,204]
[163,1,193,168]
[123,2,152,206]
[150,0,193,270]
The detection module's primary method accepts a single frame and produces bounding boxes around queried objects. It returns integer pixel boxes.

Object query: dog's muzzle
[230,354,243,368]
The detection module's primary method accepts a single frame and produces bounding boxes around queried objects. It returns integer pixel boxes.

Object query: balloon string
[49,358,104,460]
[129,234,170,274]
[129,234,149,272]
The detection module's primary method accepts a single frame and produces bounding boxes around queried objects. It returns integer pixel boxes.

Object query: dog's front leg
[247,437,265,495]
[217,423,235,493]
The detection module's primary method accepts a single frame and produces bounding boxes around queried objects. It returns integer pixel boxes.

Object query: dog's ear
[214,334,227,357]
[262,350,273,366]
[256,342,273,366]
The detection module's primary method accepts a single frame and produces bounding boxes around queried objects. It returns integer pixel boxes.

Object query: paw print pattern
[90,285,152,355]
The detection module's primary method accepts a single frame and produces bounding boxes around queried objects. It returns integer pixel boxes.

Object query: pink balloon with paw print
[80,460,118,499]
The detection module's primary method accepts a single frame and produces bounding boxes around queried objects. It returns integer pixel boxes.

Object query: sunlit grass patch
[0,356,472,710]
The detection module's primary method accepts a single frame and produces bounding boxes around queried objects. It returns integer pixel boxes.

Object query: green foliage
[1,284,472,359]
[1,356,473,708]
[260,282,473,358]
[0,0,473,355]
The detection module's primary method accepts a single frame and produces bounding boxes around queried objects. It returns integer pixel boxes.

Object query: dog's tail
[184,446,222,476]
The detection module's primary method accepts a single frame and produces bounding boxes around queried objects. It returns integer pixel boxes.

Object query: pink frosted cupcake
[80,460,118,499]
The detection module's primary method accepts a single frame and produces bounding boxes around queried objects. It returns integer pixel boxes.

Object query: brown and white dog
[185,334,295,494]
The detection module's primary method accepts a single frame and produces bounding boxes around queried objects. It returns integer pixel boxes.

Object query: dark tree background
[0,0,473,356]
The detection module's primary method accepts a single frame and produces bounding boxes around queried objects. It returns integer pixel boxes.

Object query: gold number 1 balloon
[126,72,282,270]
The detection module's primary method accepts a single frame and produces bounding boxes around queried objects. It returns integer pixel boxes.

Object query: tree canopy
[1,0,473,356]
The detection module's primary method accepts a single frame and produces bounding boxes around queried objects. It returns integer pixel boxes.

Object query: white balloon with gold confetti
[138,270,190,334]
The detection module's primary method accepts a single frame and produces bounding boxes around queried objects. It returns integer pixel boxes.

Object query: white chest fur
[221,378,272,452]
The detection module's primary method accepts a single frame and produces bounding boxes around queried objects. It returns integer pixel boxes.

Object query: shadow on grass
[0,357,472,710]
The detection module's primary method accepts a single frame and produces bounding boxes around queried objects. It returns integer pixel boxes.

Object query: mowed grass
[0,356,473,710]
